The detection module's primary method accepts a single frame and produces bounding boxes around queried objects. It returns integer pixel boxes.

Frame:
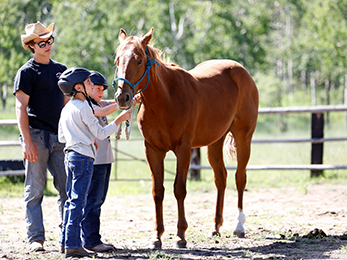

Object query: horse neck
[140,64,175,109]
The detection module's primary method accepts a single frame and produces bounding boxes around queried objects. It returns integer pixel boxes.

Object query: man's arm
[15,90,38,163]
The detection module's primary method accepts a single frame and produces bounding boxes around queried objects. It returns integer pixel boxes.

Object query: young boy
[81,71,139,252]
[57,67,131,258]
[81,71,118,252]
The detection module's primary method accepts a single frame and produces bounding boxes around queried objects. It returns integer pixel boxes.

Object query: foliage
[1,0,346,110]
[1,0,347,197]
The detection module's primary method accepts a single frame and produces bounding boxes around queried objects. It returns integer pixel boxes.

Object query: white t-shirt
[58,99,118,159]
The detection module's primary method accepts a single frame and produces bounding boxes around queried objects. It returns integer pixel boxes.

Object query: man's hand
[22,139,38,163]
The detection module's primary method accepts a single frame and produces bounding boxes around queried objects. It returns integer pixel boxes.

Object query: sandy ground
[0,184,346,259]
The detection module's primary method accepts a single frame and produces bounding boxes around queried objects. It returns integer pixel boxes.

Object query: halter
[112,46,160,97]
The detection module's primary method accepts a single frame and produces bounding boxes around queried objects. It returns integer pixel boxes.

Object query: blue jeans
[82,164,111,248]
[61,151,94,249]
[21,128,67,243]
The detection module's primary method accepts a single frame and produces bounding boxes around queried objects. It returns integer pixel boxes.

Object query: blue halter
[112,46,160,96]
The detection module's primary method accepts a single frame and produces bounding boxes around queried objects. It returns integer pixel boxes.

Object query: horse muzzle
[115,91,133,110]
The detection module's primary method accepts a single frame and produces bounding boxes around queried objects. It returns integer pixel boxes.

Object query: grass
[146,250,179,260]
[2,134,347,198]
[1,96,347,198]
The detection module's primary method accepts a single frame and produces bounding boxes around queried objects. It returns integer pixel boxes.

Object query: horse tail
[224,132,237,163]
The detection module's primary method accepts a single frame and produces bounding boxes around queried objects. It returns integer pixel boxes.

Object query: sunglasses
[34,36,54,48]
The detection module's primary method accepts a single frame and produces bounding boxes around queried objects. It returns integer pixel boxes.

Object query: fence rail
[1,104,347,177]
[189,164,347,171]
[258,104,347,114]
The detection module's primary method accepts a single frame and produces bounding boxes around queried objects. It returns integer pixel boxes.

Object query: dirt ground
[0,184,346,259]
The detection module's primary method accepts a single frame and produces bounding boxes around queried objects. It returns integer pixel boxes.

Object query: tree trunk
[325,77,330,125]
[1,83,7,109]
[310,71,316,106]
[345,74,347,129]
[190,148,201,181]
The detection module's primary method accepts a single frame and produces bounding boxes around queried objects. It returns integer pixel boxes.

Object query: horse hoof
[175,240,187,249]
[210,231,221,237]
[234,231,245,238]
[149,241,162,250]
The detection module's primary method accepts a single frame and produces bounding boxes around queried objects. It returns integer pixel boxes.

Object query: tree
[0,0,53,109]
[292,0,347,107]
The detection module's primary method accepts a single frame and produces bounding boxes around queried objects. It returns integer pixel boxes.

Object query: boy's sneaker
[65,247,96,258]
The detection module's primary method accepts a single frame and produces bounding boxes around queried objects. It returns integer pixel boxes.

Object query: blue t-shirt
[13,58,67,134]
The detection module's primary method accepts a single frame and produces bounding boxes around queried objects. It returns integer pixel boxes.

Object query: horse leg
[230,128,253,238]
[173,143,191,248]
[144,141,166,249]
[206,137,227,237]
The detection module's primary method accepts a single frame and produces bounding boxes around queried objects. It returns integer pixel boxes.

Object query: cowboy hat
[21,21,55,50]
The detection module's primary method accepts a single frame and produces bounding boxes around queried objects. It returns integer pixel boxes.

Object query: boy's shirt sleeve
[58,118,66,143]
[80,102,118,140]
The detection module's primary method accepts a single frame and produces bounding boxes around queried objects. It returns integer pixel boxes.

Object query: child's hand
[132,94,141,107]
[115,109,131,126]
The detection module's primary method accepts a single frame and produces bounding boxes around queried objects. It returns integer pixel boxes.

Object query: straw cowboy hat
[21,21,55,50]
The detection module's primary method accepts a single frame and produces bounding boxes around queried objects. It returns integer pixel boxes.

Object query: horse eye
[137,59,143,65]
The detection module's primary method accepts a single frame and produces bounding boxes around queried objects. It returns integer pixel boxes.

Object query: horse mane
[116,34,180,84]
[116,35,168,65]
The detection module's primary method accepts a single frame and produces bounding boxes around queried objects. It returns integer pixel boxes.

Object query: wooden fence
[1,105,347,178]
[189,105,347,178]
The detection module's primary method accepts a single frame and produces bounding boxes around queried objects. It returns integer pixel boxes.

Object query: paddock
[1,106,347,258]
[0,183,346,259]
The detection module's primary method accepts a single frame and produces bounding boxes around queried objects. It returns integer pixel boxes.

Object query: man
[13,21,69,252]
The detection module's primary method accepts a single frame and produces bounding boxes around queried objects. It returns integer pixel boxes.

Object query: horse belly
[191,115,234,148]
[191,87,238,147]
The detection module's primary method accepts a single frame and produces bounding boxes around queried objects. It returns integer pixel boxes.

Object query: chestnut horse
[114,28,259,249]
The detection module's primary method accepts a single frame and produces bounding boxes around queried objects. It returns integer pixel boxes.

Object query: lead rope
[125,106,136,140]
[116,105,136,140]
[116,122,122,140]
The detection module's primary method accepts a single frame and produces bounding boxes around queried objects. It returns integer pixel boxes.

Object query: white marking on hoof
[149,241,162,250]
[234,208,246,238]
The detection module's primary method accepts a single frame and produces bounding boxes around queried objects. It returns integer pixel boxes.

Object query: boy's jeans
[61,150,94,249]
[82,163,111,248]
[22,128,67,243]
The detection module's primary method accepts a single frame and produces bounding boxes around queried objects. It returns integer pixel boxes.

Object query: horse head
[114,28,155,110]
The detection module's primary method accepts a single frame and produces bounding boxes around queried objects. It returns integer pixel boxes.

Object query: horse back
[184,59,258,146]
[189,59,258,120]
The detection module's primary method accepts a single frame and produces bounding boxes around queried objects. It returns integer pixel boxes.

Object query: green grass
[1,97,347,198]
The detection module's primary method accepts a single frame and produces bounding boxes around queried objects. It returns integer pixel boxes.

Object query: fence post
[311,113,324,177]
[190,148,201,180]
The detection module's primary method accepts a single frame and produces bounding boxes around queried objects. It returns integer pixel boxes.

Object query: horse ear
[141,27,154,46]
[119,28,127,43]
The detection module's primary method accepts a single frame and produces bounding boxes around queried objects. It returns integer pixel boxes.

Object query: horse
[113,28,259,249]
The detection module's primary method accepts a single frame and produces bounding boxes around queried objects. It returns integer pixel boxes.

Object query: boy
[81,71,118,252]
[81,71,139,252]
[58,67,131,258]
